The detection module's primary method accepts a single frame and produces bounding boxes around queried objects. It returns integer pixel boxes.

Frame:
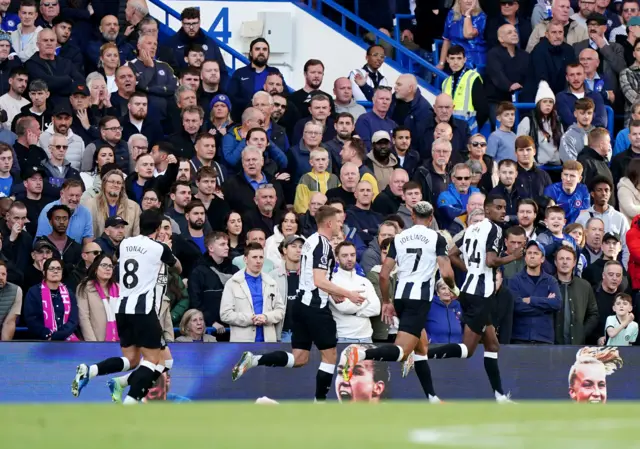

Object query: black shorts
[116,309,165,349]
[459,292,495,335]
[395,299,431,338]
[291,301,337,351]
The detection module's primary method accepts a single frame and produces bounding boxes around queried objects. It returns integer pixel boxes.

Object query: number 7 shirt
[387,224,448,302]
[116,235,177,315]
[461,218,502,298]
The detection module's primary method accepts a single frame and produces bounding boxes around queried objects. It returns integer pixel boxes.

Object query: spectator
[329,241,380,344]
[0,33,22,98]
[415,93,471,162]
[120,92,163,149]
[75,254,119,342]
[448,191,485,236]
[425,278,463,344]
[198,61,224,117]
[333,77,365,122]
[544,160,590,223]
[365,237,395,342]
[0,143,19,197]
[610,0,639,41]
[486,24,530,128]
[553,244,599,345]
[366,131,398,191]
[81,116,129,172]
[360,221,399,273]
[294,147,339,215]
[10,0,42,62]
[438,0,488,69]
[614,101,640,156]
[222,107,265,168]
[326,162,359,207]
[220,242,284,343]
[372,168,408,217]
[175,309,216,342]
[466,133,498,192]
[298,192,327,238]
[193,166,229,232]
[509,241,562,344]
[526,0,589,51]
[604,293,638,345]
[289,59,334,119]
[573,13,626,82]
[243,184,283,239]
[23,258,79,340]
[1,200,31,274]
[292,94,335,145]
[13,120,47,177]
[577,128,614,192]
[241,127,287,178]
[264,210,299,268]
[612,121,640,192]
[392,127,420,179]
[579,48,616,105]
[36,0,58,29]
[40,204,80,268]
[325,112,355,172]
[570,0,597,25]
[397,181,429,229]
[354,86,396,151]
[109,66,136,117]
[0,261,22,341]
[348,44,389,102]
[227,38,286,121]
[126,34,177,120]
[125,152,177,205]
[225,211,244,259]
[487,101,517,162]
[517,198,539,239]
[582,232,631,291]
[53,16,82,74]
[412,138,453,207]
[491,159,524,223]
[390,74,434,138]
[441,46,487,133]
[25,29,83,101]
[86,15,133,74]
[83,168,140,238]
[339,138,379,197]
[527,21,577,97]
[437,163,480,230]
[485,0,532,49]
[582,216,605,265]
[68,80,99,148]
[93,216,126,258]
[11,78,51,133]
[36,179,91,244]
[0,67,29,126]
[168,105,207,161]
[346,181,383,246]
[80,144,114,196]
[252,91,288,153]
[592,260,625,344]
[21,238,53,292]
[40,132,81,198]
[616,14,640,66]
[39,102,85,171]
[0,2,19,33]
[138,16,177,71]
[537,206,580,265]
[594,0,622,38]
[556,63,607,129]
[501,225,527,280]
[16,165,50,236]
[619,39,640,126]
[559,97,596,162]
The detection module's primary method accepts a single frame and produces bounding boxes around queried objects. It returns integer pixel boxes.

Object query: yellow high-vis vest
[441,69,481,133]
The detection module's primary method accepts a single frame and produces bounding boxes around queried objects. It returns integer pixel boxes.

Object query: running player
[341,201,457,403]
[71,210,182,404]
[231,205,366,401]
[427,194,523,402]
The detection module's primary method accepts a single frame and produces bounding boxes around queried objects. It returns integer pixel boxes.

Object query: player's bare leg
[72,346,139,398]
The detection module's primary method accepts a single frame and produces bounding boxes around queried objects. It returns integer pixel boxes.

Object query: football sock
[114,372,132,388]
[152,364,165,382]
[428,343,468,360]
[484,352,504,395]
[315,362,335,401]
[364,345,404,362]
[126,360,156,402]
[413,354,438,399]
[163,359,173,372]
[92,357,130,378]
[256,351,295,368]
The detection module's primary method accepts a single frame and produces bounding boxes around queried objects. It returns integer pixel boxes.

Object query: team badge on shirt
[158,70,165,76]
[202,44,208,51]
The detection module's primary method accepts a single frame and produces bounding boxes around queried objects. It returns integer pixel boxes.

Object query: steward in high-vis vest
[441,45,488,134]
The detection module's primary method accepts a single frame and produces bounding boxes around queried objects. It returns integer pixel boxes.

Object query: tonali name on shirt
[125,246,148,255]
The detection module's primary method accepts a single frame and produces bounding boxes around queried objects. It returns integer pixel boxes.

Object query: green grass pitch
[3,402,640,449]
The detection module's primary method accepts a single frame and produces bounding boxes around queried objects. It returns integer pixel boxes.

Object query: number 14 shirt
[387,225,448,301]
[461,218,502,298]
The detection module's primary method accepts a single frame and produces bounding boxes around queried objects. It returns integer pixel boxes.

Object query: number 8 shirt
[461,218,502,298]
[117,235,178,315]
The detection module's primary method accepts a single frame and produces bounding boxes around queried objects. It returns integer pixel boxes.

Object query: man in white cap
[365,130,397,191]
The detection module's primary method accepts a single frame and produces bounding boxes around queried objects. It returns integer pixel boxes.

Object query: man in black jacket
[243,184,282,238]
[120,92,163,149]
[94,216,126,258]
[485,0,532,49]
[514,136,552,199]
[577,127,614,199]
[611,120,640,183]
[0,201,32,275]
[39,204,81,268]
[371,168,408,216]
[168,105,204,160]
[52,16,83,75]
[415,94,470,161]
[13,116,47,173]
[11,79,53,133]
[188,232,238,340]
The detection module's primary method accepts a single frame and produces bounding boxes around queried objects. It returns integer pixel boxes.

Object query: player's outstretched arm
[313,269,365,304]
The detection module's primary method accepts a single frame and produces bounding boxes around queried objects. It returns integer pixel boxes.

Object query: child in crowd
[487,101,517,163]
[559,97,595,162]
[537,205,585,275]
[293,148,339,214]
[605,293,638,346]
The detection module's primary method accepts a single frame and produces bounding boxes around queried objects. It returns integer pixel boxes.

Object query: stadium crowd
[0,0,637,347]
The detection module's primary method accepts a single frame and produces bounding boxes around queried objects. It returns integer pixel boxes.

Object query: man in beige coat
[220,242,285,342]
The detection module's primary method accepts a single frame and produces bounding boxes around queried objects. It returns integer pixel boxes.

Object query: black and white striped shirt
[388,225,447,301]
[116,235,177,315]
[298,232,335,308]
[461,218,502,298]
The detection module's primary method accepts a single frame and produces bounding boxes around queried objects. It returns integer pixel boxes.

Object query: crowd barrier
[0,343,636,403]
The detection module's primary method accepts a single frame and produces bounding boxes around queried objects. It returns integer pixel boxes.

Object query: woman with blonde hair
[466,133,498,191]
[564,223,585,249]
[99,42,120,93]
[568,346,623,404]
[82,169,141,237]
[176,309,217,342]
[437,0,487,70]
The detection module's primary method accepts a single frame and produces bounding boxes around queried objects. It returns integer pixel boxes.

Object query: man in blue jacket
[556,63,607,129]
[168,7,228,86]
[387,74,433,140]
[508,240,562,344]
[437,163,480,230]
[227,38,287,122]
[544,160,590,224]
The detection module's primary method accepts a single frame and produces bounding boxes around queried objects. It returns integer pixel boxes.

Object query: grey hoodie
[335,99,367,122]
[559,124,593,162]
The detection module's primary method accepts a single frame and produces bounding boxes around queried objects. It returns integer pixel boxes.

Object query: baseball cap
[71,82,90,97]
[105,216,129,228]
[210,94,231,112]
[22,165,46,181]
[586,12,607,25]
[52,102,73,116]
[33,239,56,252]
[371,130,391,143]
[282,234,305,248]
[629,16,640,27]
[603,232,620,243]
[526,240,546,256]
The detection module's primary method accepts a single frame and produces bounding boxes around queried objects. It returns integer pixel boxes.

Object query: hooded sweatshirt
[366,151,398,191]
[559,123,593,162]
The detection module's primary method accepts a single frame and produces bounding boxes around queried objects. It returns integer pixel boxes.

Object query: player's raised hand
[381,303,396,326]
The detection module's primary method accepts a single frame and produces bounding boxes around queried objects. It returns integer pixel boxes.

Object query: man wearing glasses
[36,0,58,29]
[81,116,129,172]
[41,131,81,198]
[485,0,532,49]
[66,241,102,293]
[436,163,481,231]
[571,0,598,25]
[36,179,93,245]
[168,7,227,85]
